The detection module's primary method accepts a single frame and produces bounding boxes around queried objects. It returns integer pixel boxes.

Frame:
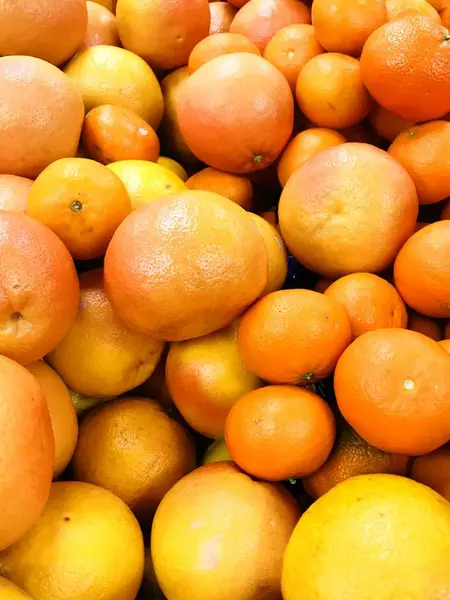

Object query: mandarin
[186,167,253,210]
[81,1,119,49]
[188,32,261,73]
[369,104,414,142]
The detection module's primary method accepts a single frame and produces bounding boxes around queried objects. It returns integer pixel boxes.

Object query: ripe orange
[0,212,79,366]
[408,310,443,340]
[303,426,409,498]
[0,175,32,212]
[72,397,196,520]
[186,167,253,210]
[178,53,294,173]
[0,56,84,179]
[81,1,119,49]
[82,105,160,165]
[439,339,450,353]
[386,0,441,22]
[116,0,210,71]
[105,191,268,340]
[411,445,450,497]
[324,273,408,339]
[230,0,311,52]
[277,128,346,187]
[263,24,324,89]
[369,104,414,142]
[0,0,87,66]
[360,16,450,122]
[311,0,387,56]
[296,53,372,129]
[225,385,335,480]
[27,157,132,261]
[394,221,450,318]
[151,462,301,600]
[389,121,450,205]
[279,143,419,278]
[442,6,450,27]
[335,328,450,454]
[166,322,262,438]
[188,32,261,73]
[209,1,237,33]
[238,289,351,384]
[250,213,288,294]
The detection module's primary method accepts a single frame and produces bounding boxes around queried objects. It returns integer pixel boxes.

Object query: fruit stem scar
[11,312,22,320]
[444,34,450,41]
[70,200,83,213]
[408,130,416,137]
[301,372,315,381]
[403,379,415,391]
[253,155,263,164]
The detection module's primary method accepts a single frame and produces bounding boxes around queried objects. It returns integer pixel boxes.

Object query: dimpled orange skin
[237,289,352,384]
[386,0,441,23]
[411,445,450,495]
[209,2,237,33]
[186,167,253,210]
[178,53,294,173]
[116,0,210,71]
[335,328,450,455]
[104,191,268,341]
[394,222,450,318]
[311,0,387,56]
[81,1,119,49]
[360,16,450,122]
[278,143,419,278]
[388,121,450,205]
[188,32,261,73]
[0,175,32,212]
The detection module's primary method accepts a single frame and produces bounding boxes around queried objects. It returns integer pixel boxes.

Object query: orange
[105,190,268,340]
[386,0,441,22]
[92,0,117,11]
[439,339,450,353]
[72,397,195,520]
[394,221,450,318]
[408,310,443,340]
[159,67,198,164]
[48,269,164,398]
[0,355,53,551]
[229,0,311,52]
[130,349,174,411]
[64,45,164,130]
[238,289,351,384]
[0,175,32,212]
[335,328,450,454]
[360,16,450,122]
[428,0,450,9]
[188,32,261,73]
[151,462,301,600]
[411,444,450,497]
[27,158,132,261]
[282,474,450,600]
[178,53,294,173]
[116,0,210,71]
[311,0,387,56]
[324,273,408,339]
[442,6,450,27]
[0,481,145,600]
[389,121,450,205]
[0,0,87,66]
[225,385,335,480]
[186,167,253,209]
[0,577,32,599]
[203,439,233,464]
[296,53,372,129]
[303,426,409,499]
[263,23,324,89]
[0,56,84,179]
[0,212,79,366]
[369,104,414,142]
[82,105,160,165]
[279,143,419,278]
[229,0,250,6]
[157,156,188,182]
[209,1,237,33]
[81,1,120,49]
[250,213,288,294]
[277,128,346,187]
[166,322,262,439]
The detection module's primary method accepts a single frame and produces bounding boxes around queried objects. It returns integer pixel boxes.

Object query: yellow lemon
[203,439,233,465]
[157,156,188,182]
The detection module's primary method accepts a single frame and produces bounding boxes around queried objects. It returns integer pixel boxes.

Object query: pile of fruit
[0,0,450,598]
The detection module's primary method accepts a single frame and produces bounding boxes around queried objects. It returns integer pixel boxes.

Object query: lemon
[203,439,233,465]
[157,156,188,182]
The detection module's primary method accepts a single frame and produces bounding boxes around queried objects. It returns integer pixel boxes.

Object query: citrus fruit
[82,1,119,49]
[188,32,261,73]
[229,0,250,6]
[177,53,294,173]
[0,56,84,179]
[238,289,351,384]
[104,190,268,340]
[394,221,450,318]
[0,355,53,551]
[82,105,160,165]
[116,0,210,70]
[303,425,410,498]
[278,143,419,278]
[203,439,233,464]
[70,390,112,416]
[250,213,288,294]
[360,15,450,122]
[324,273,408,339]
[369,104,413,142]
[157,157,188,181]
[186,167,253,210]
[282,474,450,600]
[209,1,237,33]
[335,328,450,454]
[64,45,164,129]
[0,0,87,65]
[225,385,335,480]
[27,361,78,479]
[442,5,450,27]
[27,157,132,260]
[411,444,450,497]
[386,0,441,22]
[296,53,372,129]
[0,175,32,212]
[48,268,164,398]
[151,462,301,600]
[408,310,443,340]
[0,577,32,599]
[72,397,195,520]
[0,481,145,600]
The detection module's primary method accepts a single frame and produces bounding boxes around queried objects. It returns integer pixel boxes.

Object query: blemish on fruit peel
[403,379,415,391]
